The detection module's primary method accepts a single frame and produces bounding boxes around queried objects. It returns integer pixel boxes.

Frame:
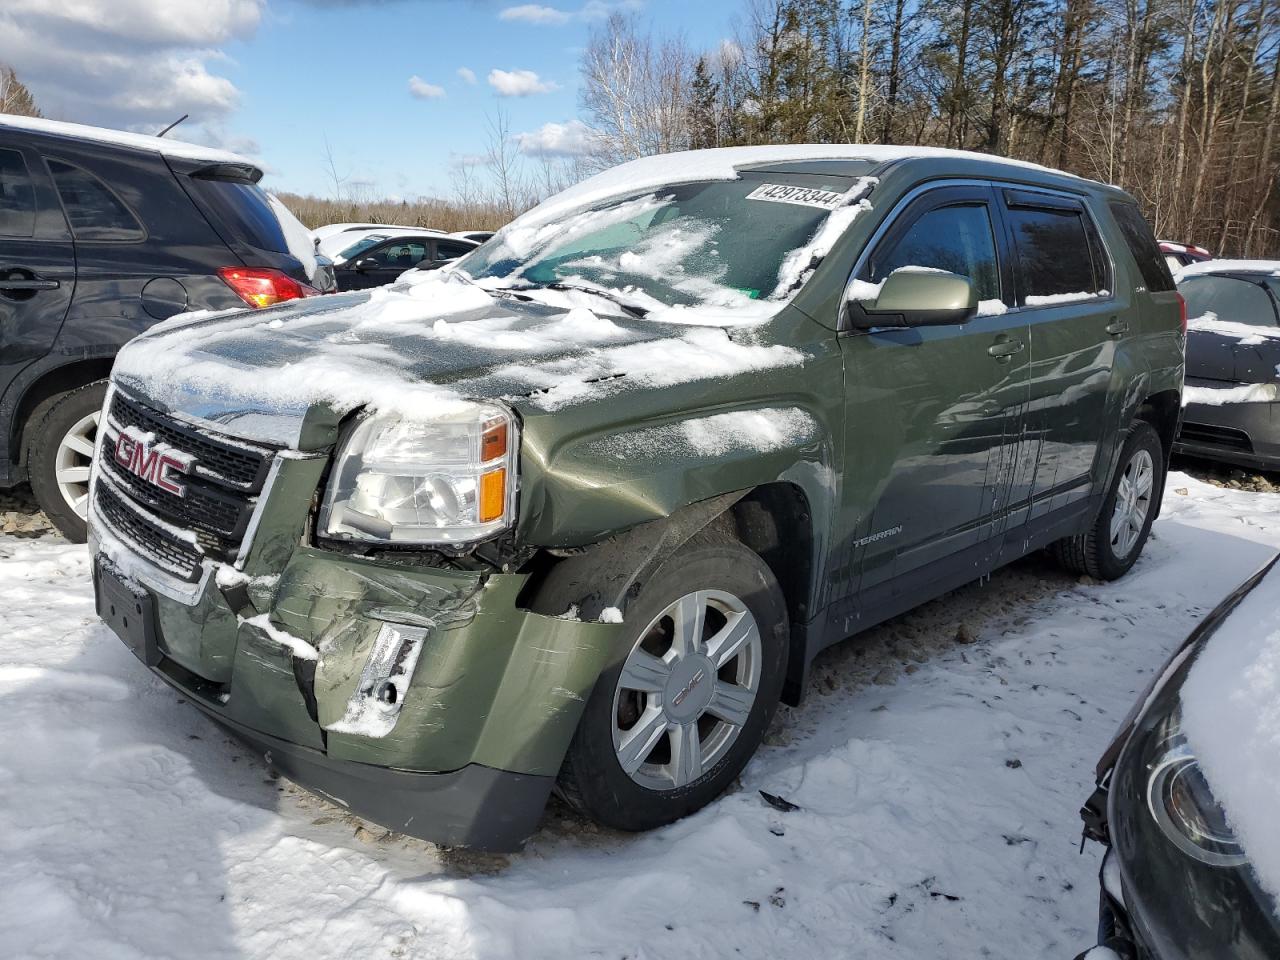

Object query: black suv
[0,115,330,541]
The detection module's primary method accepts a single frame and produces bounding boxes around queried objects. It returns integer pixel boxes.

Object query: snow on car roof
[524,144,1092,227]
[0,115,254,166]
[1181,558,1280,906]
[1175,259,1280,281]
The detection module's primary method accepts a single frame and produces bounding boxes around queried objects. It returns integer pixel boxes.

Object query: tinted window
[1109,201,1175,292]
[0,149,35,238]
[47,159,143,241]
[188,177,289,255]
[870,203,1000,301]
[336,233,394,261]
[364,240,427,268]
[1178,275,1278,328]
[434,240,473,260]
[1007,205,1105,303]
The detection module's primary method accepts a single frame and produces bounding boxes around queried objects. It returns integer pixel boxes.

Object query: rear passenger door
[0,145,75,398]
[1000,189,1116,523]
[839,184,1030,617]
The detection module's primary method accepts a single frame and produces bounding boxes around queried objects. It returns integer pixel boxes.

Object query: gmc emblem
[114,430,191,497]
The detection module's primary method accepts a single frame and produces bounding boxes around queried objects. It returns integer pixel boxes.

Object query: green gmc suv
[88,146,1185,850]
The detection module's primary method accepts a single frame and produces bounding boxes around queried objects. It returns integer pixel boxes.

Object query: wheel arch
[7,357,114,470]
[1132,388,1180,520]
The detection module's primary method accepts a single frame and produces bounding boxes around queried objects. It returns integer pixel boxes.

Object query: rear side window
[434,240,474,260]
[187,177,289,255]
[1178,276,1278,328]
[47,159,144,241]
[870,203,1001,301]
[1005,203,1109,304]
[1109,201,1175,292]
[0,149,35,238]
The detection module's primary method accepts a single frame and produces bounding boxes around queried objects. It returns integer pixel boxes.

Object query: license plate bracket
[96,561,161,667]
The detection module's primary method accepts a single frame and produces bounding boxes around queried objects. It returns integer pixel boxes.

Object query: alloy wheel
[1110,447,1154,558]
[612,589,762,791]
[54,410,99,520]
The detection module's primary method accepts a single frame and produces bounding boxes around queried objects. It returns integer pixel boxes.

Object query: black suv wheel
[1053,420,1164,580]
[27,381,107,543]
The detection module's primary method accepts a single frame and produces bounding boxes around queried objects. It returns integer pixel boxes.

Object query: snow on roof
[0,115,255,166]
[1181,560,1280,907]
[520,144,1090,228]
[1175,259,1280,282]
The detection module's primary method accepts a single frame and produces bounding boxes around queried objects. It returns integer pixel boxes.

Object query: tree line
[581,0,1280,256]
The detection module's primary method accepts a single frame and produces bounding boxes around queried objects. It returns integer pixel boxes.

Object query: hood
[111,273,805,448]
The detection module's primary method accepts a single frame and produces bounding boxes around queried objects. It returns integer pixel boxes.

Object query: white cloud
[500,4,571,24]
[456,66,477,85]
[407,75,445,99]
[0,0,260,137]
[498,1,642,24]
[514,119,597,157]
[488,69,559,97]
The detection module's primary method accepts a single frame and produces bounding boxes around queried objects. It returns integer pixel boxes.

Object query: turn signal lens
[479,468,507,522]
[218,267,318,309]
[480,419,508,463]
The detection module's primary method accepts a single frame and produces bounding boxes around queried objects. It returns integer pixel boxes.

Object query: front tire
[556,530,789,832]
[27,381,107,543]
[1053,420,1163,580]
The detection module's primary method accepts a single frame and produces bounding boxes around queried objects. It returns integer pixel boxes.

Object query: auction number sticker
[745,183,852,209]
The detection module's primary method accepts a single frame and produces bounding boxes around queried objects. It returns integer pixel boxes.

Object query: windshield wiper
[509,281,650,319]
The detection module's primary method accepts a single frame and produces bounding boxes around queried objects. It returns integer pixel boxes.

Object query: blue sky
[0,0,742,199]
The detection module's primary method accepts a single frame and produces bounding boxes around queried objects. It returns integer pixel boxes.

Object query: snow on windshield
[1181,563,1280,906]
[465,176,877,325]
[1188,311,1280,345]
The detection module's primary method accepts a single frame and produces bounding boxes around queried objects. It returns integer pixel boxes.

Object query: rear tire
[27,381,107,543]
[1052,420,1163,580]
[554,530,789,832]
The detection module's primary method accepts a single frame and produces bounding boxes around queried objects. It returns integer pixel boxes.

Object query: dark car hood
[1186,321,1280,384]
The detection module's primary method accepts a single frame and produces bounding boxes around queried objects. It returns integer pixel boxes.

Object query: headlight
[1145,710,1248,867]
[319,403,518,545]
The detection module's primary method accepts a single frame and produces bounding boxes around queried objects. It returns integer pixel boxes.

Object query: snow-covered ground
[1,473,1277,960]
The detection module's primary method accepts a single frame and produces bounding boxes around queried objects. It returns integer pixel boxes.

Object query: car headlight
[319,403,518,545]
[1145,710,1248,867]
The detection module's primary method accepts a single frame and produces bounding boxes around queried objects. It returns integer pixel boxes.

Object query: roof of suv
[0,115,254,167]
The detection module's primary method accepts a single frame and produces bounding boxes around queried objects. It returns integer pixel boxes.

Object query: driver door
[835,184,1032,626]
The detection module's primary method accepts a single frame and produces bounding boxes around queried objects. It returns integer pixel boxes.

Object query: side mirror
[846,269,978,329]
[354,258,380,272]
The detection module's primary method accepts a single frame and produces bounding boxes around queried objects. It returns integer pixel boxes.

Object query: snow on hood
[1181,561,1280,906]
[1175,259,1280,282]
[111,271,805,424]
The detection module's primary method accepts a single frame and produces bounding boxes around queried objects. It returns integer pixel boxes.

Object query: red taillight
[1176,292,1188,335]
[218,267,318,309]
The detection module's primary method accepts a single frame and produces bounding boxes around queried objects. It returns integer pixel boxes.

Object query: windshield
[461,173,871,313]
[337,234,395,261]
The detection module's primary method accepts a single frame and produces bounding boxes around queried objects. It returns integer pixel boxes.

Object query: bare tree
[0,66,41,118]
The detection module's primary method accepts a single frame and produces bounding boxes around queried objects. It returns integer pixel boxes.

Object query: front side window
[867,202,1000,302]
[0,149,35,238]
[363,240,428,268]
[462,172,875,312]
[1007,204,1108,303]
[1178,275,1278,328]
[46,159,143,241]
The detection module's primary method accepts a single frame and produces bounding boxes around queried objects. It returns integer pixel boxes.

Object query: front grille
[96,482,205,581]
[96,392,278,578]
[109,392,272,491]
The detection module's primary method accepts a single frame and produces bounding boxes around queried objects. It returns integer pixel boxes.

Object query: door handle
[1105,318,1129,337]
[0,276,60,292]
[988,338,1026,361]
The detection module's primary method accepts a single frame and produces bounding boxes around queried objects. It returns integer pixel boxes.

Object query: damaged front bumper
[90,450,623,851]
